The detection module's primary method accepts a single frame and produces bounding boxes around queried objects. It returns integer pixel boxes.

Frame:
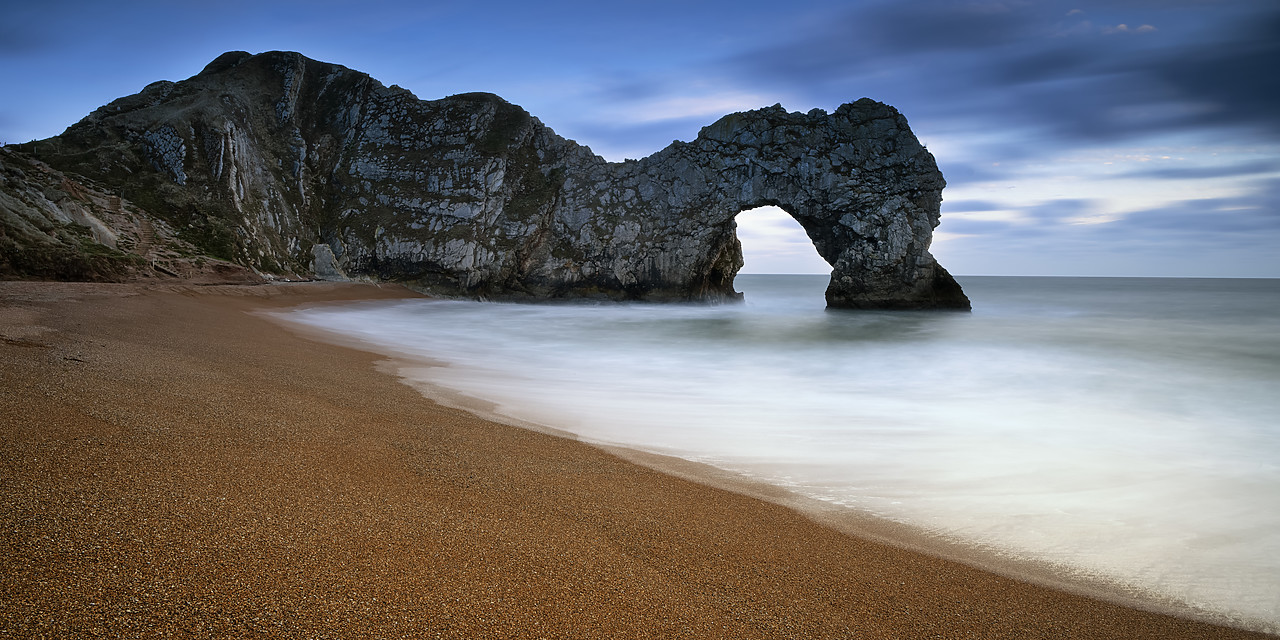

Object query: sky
[2,0,1277,277]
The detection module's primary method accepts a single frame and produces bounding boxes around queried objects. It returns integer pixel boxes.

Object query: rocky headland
[2,50,968,309]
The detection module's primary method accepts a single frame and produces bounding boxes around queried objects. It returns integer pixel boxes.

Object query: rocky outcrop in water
[7,50,968,309]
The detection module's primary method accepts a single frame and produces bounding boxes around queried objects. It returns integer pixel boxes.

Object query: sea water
[280,276,1280,630]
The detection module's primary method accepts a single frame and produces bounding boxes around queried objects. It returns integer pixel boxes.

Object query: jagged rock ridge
[8,50,969,309]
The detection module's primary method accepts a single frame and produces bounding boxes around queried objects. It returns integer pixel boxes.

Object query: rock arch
[531,100,970,309]
[33,51,969,310]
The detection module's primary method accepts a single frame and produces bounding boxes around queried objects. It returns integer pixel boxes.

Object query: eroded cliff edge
[5,50,969,309]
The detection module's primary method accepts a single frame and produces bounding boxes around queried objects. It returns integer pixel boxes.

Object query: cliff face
[0,147,259,283]
[9,50,968,309]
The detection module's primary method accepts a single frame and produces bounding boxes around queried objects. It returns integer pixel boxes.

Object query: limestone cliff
[7,50,968,309]
[0,147,259,283]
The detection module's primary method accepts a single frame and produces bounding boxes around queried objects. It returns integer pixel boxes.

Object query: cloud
[842,1,1032,55]
[1107,178,1280,234]
[1142,14,1280,136]
[552,79,790,159]
[942,199,1007,213]
[563,118,708,161]
[935,178,1280,275]
[589,76,671,103]
[1114,160,1280,180]
[937,218,1021,235]
[1102,23,1157,34]
[1024,198,1096,222]
[723,1,1280,144]
[604,92,777,124]
[936,159,1012,185]
[948,178,1280,244]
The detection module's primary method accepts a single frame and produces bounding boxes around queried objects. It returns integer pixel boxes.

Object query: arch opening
[733,206,831,275]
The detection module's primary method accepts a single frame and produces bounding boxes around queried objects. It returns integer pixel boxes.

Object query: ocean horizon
[279,274,1280,632]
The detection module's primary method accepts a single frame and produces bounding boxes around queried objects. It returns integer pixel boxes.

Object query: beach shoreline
[272,303,1269,633]
[1,280,1271,638]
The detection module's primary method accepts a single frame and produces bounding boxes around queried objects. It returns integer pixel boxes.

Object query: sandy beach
[0,281,1270,639]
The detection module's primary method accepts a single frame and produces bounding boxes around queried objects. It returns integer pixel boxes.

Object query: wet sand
[0,281,1271,638]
